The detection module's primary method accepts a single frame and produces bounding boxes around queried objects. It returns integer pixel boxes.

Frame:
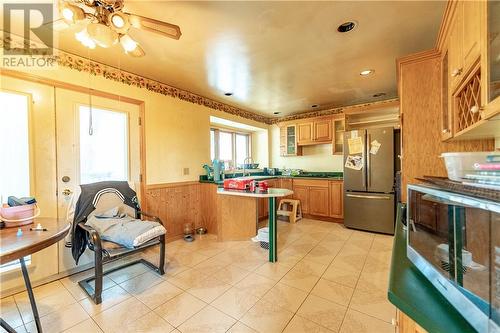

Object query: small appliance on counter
[212,160,225,182]
[407,182,500,333]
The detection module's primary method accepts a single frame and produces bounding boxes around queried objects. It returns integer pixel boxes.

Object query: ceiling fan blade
[126,13,181,40]
[43,18,71,31]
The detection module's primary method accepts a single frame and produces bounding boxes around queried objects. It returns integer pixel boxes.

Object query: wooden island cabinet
[277,178,344,220]
[256,178,344,221]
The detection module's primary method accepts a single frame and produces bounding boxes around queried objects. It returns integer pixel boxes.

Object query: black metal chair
[72,186,165,304]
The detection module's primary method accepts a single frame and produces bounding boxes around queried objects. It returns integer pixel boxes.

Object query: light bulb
[61,4,85,23]
[108,12,130,34]
[75,29,95,49]
[62,8,74,21]
[111,15,125,28]
[87,23,118,48]
[120,34,137,52]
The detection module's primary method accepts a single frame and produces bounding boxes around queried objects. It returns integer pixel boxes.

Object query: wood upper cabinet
[313,119,332,142]
[329,181,343,218]
[292,185,309,214]
[448,1,483,92]
[280,125,302,157]
[462,0,481,72]
[332,116,345,154]
[296,118,333,145]
[441,45,453,141]
[297,122,313,144]
[448,5,464,91]
[308,187,329,216]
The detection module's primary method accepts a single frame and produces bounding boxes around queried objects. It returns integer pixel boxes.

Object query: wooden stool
[277,199,302,224]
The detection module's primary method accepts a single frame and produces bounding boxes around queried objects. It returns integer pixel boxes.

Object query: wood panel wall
[398,50,494,201]
[143,182,219,240]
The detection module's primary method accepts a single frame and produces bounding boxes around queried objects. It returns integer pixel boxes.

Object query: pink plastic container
[0,204,37,228]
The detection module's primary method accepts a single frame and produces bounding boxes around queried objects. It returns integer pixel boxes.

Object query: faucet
[243,157,253,177]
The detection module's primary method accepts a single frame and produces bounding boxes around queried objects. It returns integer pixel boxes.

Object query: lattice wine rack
[455,67,482,132]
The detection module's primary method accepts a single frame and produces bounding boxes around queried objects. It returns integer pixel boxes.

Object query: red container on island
[223,178,253,190]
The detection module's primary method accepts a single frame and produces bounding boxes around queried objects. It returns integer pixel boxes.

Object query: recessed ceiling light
[273,112,281,115]
[360,69,375,76]
[373,92,386,98]
[337,21,356,33]
[311,104,319,108]
[224,92,233,96]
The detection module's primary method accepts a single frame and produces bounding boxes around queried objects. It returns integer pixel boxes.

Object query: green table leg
[268,197,277,262]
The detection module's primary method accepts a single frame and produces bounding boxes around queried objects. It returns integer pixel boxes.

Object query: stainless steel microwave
[407,184,500,333]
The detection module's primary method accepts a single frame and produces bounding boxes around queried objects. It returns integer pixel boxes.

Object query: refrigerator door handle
[346,194,392,200]
[367,133,371,188]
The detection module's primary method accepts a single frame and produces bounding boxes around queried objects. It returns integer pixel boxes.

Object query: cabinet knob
[442,129,449,133]
[451,68,463,77]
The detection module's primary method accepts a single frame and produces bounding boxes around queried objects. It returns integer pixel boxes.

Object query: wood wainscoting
[143,182,219,240]
[143,180,343,241]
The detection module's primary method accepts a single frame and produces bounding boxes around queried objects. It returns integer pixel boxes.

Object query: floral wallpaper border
[1,36,399,126]
[270,98,400,124]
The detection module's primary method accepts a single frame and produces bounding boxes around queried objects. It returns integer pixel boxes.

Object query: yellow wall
[251,130,270,167]
[7,65,269,185]
[270,125,344,171]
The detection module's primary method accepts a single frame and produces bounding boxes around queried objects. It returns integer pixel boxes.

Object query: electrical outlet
[183,167,190,175]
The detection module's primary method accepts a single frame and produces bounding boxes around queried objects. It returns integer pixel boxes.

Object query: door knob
[62,189,73,196]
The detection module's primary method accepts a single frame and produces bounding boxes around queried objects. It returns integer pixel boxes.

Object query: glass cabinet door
[488,0,500,102]
[286,125,296,155]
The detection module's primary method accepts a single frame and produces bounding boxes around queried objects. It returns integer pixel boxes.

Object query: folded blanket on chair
[86,207,165,249]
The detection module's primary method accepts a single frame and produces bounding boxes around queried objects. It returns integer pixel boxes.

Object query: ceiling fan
[52,0,182,57]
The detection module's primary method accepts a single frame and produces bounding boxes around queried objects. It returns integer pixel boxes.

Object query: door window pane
[210,129,215,161]
[219,131,233,162]
[235,134,249,166]
[0,91,32,270]
[0,91,30,201]
[79,106,128,184]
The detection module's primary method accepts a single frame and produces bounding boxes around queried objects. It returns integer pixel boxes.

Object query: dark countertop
[199,172,343,184]
[388,204,476,333]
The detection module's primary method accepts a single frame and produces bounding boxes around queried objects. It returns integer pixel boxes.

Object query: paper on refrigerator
[347,137,363,154]
[345,155,363,170]
[370,140,381,155]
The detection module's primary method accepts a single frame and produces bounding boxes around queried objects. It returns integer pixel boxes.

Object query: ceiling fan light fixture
[75,29,96,49]
[120,34,138,52]
[109,12,130,34]
[87,23,118,48]
[61,3,85,23]
[128,44,145,57]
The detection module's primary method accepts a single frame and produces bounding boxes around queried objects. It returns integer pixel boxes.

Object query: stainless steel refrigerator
[343,127,395,234]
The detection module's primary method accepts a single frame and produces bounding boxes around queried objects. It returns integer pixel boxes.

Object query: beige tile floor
[1,218,396,333]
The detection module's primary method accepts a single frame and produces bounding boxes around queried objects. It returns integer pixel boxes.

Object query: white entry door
[55,88,141,273]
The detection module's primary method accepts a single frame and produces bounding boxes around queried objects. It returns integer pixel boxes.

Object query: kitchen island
[217,188,293,262]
